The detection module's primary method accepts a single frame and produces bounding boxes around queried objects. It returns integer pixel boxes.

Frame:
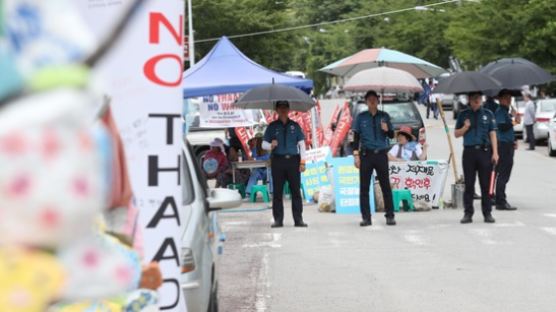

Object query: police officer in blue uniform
[455,92,499,224]
[351,90,396,226]
[263,101,307,228]
[494,89,519,210]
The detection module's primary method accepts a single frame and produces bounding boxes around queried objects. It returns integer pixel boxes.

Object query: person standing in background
[523,91,536,151]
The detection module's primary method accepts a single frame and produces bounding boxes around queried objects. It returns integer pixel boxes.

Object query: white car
[512,98,526,137]
[181,139,242,312]
[547,112,556,157]
[532,98,556,141]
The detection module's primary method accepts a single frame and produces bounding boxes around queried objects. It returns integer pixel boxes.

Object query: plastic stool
[250,185,270,203]
[227,183,246,198]
[283,182,305,199]
[392,189,415,212]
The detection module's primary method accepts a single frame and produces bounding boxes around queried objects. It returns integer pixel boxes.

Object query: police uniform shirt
[352,110,394,150]
[455,108,497,146]
[264,119,305,155]
[494,105,515,143]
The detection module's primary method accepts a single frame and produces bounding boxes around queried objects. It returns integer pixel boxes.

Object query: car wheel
[208,282,219,312]
[549,139,556,157]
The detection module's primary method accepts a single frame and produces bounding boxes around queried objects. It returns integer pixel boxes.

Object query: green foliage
[190,0,556,95]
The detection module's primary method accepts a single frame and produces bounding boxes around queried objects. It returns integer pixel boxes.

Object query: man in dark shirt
[494,89,520,210]
[263,101,307,228]
[351,90,396,226]
[455,92,499,224]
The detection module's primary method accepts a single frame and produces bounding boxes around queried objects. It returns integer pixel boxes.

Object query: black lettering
[159,278,180,310]
[147,196,180,227]
[148,155,181,186]
[148,113,181,145]
[151,237,180,266]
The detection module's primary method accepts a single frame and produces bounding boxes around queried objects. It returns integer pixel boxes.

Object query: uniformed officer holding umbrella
[455,92,499,223]
[262,101,307,228]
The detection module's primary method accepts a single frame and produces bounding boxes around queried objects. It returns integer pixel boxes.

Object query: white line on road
[469,228,506,245]
[255,251,270,312]
[541,227,556,236]
[543,213,556,219]
[494,221,526,228]
[243,233,282,249]
[403,230,429,246]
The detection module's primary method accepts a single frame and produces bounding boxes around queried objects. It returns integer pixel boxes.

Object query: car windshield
[383,102,420,124]
[539,100,556,113]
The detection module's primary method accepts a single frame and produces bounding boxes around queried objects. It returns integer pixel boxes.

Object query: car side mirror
[207,188,242,212]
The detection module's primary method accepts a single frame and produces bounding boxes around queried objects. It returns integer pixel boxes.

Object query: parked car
[548,112,556,157]
[181,139,242,312]
[452,94,469,120]
[434,93,455,111]
[513,97,526,138]
[532,98,556,141]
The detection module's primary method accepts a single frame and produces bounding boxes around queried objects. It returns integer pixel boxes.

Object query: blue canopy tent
[183,36,313,98]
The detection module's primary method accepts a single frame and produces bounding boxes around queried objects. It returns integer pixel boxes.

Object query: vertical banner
[79,1,186,311]
[329,102,352,156]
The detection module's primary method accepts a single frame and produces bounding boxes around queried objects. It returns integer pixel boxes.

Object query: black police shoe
[484,214,496,223]
[496,203,517,211]
[271,222,283,228]
[359,219,372,227]
[294,222,308,228]
[460,214,473,224]
[386,217,396,226]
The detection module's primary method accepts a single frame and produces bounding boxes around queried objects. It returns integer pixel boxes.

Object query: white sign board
[78,1,186,310]
[199,93,258,128]
[389,160,449,208]
[304,146,331,163]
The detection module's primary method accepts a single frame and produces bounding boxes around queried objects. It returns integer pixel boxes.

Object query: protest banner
[304,146,331,163]
[79,1,186,310]
[329,102,352,156]
[300,161,330,202]
[199,93,258,128]
[328,157,375,215]
[388,160,449,208]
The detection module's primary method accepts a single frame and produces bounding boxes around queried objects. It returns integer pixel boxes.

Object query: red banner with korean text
[329,102,352,156]
[323,104,341,147]
[234,127,255,158]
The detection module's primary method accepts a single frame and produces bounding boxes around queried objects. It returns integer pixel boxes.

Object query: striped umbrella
[320,48,446,79]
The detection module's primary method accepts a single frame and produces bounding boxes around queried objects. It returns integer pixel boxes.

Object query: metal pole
[187,0,195,65]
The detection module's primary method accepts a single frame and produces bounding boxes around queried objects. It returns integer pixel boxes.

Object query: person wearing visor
[262,101,307,228]
[388,125,428,162]
[494,89,520,211]
[455,91,499,224]
[350,90,396,227]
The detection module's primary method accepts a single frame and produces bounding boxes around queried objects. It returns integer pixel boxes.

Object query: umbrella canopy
[343,67,423,93]
[433,71,502,95]
[235,84,315,112]
[320,48,446,78]
[480,58,553,89]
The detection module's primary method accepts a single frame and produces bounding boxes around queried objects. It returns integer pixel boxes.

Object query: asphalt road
[217,102,556,312]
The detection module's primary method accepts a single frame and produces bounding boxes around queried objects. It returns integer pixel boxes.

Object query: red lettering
[149,13,183,45]
[144,54,183,87]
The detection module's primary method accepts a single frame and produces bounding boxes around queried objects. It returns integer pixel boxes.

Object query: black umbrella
[433,71,502,95]
[480,58,553,89]
[235,83,315,112]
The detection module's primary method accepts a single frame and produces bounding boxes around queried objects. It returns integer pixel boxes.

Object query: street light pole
[187,0,195,65]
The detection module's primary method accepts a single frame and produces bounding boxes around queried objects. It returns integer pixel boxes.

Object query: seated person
[388,126,427,161]
[202,139,228,180]
[216,146,250,188]
[245,134,271,197]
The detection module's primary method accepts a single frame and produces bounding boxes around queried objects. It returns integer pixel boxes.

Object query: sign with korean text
[388,160,449,208]
[328,156,375,214]
[300,161,330,202]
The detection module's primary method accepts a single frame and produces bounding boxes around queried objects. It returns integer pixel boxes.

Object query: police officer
[455,92,499,224]
[494,89,519,210]
[262,101,307,228]
[351,90,396,226]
